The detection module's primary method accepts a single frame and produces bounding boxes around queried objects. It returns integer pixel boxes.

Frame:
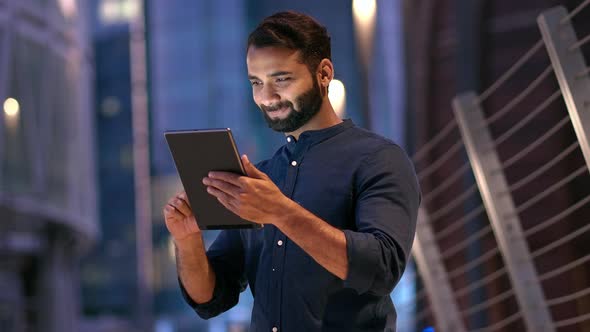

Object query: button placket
[272,136,305,329]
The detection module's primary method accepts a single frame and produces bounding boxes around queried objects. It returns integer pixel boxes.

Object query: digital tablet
[164,128,262,230]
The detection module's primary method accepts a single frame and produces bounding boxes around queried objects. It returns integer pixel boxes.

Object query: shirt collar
[285,119,354,146]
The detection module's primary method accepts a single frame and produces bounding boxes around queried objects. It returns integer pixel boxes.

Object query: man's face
[247,46,323,132]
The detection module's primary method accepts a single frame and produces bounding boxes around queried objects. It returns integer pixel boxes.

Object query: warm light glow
[353,0,377,24]
[329,79,346,117]
[99,0,139,24]
[58,0,77,18]
[352,0,377,70]
[4,98,20,117]
[122,0,140,19]
[100,1,119,23]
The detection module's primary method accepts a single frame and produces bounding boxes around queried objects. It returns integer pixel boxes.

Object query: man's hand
[203,154,293,224]
[163,191,201,242]
[205,154,349,280]
[163,191,215,304]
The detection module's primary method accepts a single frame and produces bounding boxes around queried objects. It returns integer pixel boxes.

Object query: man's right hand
[163,191,201,243]
[163,191,215,304]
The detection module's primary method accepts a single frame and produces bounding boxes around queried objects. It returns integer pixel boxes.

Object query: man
[163,11,420,332]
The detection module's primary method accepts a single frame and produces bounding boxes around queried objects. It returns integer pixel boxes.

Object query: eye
[276,77,292,83]
[250,80,262,86]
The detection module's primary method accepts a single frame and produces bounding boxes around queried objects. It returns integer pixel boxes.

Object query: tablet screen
[165,129,262,230]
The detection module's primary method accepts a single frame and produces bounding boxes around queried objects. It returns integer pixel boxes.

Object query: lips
[266,106,291,117]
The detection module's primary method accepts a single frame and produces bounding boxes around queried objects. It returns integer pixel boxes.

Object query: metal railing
[410,1,590,331]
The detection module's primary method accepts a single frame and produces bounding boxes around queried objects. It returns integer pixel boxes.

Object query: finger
[241,154,266,179]
[206,185,232,202]
[207,186,239,212]
[170,196,192,217]
[207,171,242,186]
[217,195,238,214]
[175,193,192,213]
[179,192,191,208]
[202,178,241,199]
[164,204,184,220]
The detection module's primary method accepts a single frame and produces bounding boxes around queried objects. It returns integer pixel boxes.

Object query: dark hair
[247,11,331,74]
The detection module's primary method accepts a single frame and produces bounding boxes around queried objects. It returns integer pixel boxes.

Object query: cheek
[252,90,262,105]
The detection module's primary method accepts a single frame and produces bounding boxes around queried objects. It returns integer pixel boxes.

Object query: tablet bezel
[164,128,262,230]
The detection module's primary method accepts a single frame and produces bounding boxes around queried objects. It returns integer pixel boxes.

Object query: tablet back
[164,129,261,230]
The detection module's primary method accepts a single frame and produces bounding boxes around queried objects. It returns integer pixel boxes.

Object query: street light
[3,97,20,118]
[329,79,347,117]
[352,0,377,69]
[352,0,377,129]
[353,0,377,26]
[4,97,20,132]
[57,0,77,18]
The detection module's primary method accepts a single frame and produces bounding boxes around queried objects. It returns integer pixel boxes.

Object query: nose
[257,84,280,106]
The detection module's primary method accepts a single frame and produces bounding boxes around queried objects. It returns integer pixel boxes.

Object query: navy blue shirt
[180,120,421,331]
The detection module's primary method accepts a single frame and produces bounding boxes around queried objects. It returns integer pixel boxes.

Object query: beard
[260,79,324,133]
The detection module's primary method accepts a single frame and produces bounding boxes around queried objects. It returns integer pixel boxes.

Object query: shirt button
[277,240,283,246]
[287,137,292,142]
[291,160,297,166]
[272,328,278,332]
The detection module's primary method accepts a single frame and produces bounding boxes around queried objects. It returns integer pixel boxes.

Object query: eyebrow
[248,71,294,80]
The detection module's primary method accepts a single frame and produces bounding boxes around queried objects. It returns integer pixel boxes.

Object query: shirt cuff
[342,229,381,294]
[177,258,240,319]
[177,276,223,319]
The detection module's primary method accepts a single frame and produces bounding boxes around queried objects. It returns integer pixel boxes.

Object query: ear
[316,58,334,89]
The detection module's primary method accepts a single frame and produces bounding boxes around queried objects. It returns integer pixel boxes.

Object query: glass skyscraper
[0,1,97,331]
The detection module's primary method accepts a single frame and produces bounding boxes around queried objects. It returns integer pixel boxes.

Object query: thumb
[242,154,266,179]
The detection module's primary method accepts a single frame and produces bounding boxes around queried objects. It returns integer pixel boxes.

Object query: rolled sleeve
[343,145,421,295]
[179,230,247,319]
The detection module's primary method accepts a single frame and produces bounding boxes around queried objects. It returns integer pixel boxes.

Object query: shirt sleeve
[342,144,421,295]
[178,229,248,319]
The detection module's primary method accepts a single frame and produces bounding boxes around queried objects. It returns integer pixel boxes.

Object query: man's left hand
[203,154,293,224]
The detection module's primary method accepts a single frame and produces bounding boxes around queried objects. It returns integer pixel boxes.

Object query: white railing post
[413,207,467,332]
[453,92,555,332]
[538,6,590,171]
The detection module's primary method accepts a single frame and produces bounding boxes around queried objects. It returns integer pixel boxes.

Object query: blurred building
[0,1,97,332]
[78,2,146,332]
[82,0,137,317]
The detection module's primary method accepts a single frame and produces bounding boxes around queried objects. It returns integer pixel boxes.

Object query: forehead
[246,46,308,75]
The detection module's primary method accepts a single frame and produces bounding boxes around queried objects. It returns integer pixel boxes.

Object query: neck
[286,99,342,140]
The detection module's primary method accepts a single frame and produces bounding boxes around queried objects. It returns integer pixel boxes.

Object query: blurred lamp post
[4,97,20,131]
[352,0,377,129]
[57,0,77,18]
[3,97,19,117]
[329,79,347,118]
[352,0,377,70]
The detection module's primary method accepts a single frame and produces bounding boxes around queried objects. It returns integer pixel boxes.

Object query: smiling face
[247,46,324,133]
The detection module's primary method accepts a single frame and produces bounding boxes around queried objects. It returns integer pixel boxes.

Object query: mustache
[260,101,294,112]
